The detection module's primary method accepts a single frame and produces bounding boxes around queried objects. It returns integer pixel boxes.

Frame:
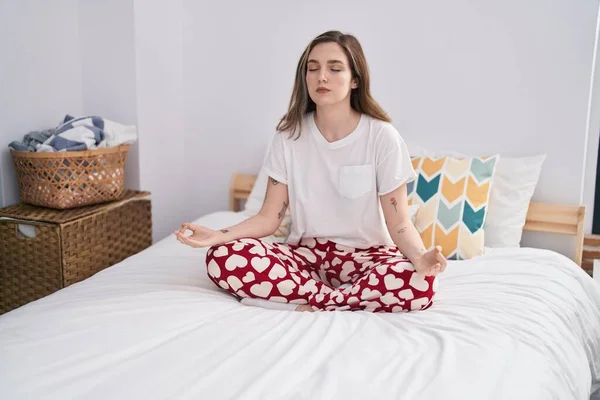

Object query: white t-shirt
[263,112,417,249]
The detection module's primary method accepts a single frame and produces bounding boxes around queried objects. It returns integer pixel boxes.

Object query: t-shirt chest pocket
[338,164,373,199]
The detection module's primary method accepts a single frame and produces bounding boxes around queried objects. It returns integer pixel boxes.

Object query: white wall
[1,1,599,259]
[0,0,141,205]
[0,0,84,206]
[79,0,140,191]
[133,0,194,242]
[176,0,599,258]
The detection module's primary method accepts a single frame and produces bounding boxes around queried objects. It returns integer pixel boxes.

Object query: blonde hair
[276,30,391,139]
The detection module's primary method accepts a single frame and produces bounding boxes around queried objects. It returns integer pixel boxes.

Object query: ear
[351,77,359,89]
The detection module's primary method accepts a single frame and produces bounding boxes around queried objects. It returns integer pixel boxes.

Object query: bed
[0,174,599,400]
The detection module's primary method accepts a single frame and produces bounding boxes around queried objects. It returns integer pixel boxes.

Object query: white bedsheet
[1,211,599,400]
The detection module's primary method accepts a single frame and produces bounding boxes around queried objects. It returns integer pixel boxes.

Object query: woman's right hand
[174,223,222,248]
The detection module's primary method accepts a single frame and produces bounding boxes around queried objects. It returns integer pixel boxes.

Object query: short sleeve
[262,133,288,185]
[376,126,417,196]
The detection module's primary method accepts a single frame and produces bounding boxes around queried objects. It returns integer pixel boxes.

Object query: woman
[176,30,447,312]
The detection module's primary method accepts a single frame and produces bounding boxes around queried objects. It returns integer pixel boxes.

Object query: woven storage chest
[0,190,152,314]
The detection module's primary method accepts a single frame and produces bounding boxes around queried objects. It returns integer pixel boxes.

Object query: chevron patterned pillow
[407,155,499,260]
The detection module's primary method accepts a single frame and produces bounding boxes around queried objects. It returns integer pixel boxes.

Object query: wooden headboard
[229,173,586,266]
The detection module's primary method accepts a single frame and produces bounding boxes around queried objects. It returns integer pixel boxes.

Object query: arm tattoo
[397,225,407,234]
[390,197,398,212]
[220,229,229,234]
[278,201,288,220]
[270,178,279,185]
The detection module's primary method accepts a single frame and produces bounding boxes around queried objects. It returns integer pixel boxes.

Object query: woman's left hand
[413,245,447,276]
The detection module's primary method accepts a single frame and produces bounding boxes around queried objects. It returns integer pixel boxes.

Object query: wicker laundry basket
[10,145,130,209]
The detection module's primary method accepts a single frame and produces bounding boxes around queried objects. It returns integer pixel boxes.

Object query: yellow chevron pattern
[408,155,499,260]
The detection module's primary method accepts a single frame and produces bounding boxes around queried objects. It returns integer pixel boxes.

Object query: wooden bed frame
[228,173,586,266]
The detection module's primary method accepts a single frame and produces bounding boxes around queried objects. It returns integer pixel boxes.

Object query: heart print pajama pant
[205,237,437,312]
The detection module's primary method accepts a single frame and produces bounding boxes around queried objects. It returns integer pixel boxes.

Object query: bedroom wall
[78,0,140,191]
[0,0,84,207]
[133,0,198,243]
[1,1,599,260]
[0,0,141,206]
[178,0,600,259]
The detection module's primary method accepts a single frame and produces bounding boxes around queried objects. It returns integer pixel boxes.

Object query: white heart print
[291,273,302,284]
[298,280,318,296]
[249,245,266,256]
[411,297,431,310]
[361,288,382,300]
[409,273,430,292]
[332,257,342,266]
[331,292,344,304]
[368,274,379,286]
[380,292,399,305]
[296,248,317,263]
[213,246,229,258]
[278,245,294,259]
[242,271,255,283]
[225,255,248,271]
[315,250,326,259]
[359,300,379,311]
[232,242,245,252]
[384,275,404,290]
[227,276,243,291]
[277,280,296,296]
[207,259,221,278]
[391,262,411,273]
[250,282,273,298]
[375,265,388,275]
[218,280,229,290]
[251,256,271,273]
[398,288,414,300]
[268,264,287,280]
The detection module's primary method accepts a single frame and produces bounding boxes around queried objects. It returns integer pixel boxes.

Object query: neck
[314,103,360,143]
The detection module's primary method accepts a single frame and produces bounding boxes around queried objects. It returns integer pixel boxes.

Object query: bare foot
[295,304,314,312]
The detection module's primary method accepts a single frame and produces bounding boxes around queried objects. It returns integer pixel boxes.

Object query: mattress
[1,210,599,400]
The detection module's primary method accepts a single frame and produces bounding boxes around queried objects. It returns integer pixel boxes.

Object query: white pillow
[404,140,546,248]
[243,166,269,216]
[242,141,292,242]
[483,154,546,247]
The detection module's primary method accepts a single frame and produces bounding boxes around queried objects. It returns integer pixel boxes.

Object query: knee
[206,241,244,277]
[407,272,438,311]
[205,238,269,286]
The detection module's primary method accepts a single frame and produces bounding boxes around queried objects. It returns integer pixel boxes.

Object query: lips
[316,88,330,94]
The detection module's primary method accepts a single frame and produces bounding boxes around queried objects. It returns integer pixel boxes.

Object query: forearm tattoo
[278,201,288,220]
[220,229,229,234]
[397,225,407,234]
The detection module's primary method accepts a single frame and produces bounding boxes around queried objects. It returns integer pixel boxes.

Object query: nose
[318,70,328,83]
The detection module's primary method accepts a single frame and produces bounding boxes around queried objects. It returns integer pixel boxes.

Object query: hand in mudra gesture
[174,223,221,248]
[413,245,447,276]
